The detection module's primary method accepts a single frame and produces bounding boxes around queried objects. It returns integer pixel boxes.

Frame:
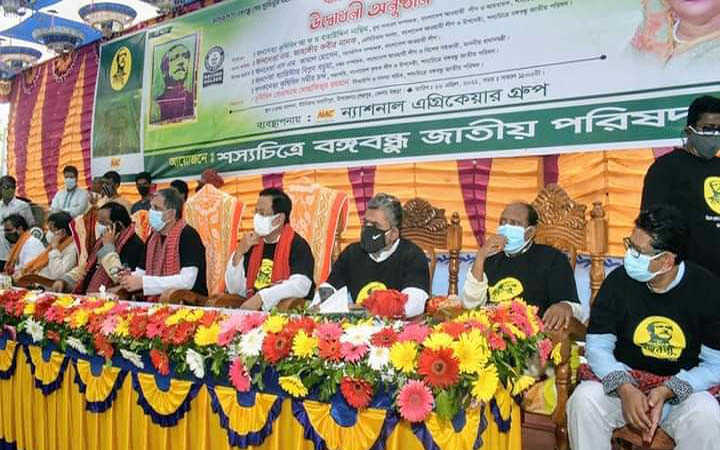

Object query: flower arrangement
[0,289,551,423]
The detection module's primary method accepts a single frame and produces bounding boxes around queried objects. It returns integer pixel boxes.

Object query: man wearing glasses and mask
[568,205,720,449]
[0,176,34,271]
[641,95,720,277]
[314,193,430,318]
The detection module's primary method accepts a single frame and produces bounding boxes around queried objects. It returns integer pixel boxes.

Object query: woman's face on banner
[668,0,720,22]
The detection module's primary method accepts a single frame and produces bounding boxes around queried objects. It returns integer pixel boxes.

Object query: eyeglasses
[689,125,720,135]
[623,237,661,258]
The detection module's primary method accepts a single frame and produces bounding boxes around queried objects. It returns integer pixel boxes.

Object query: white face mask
[253,213,280,237]
[95,223,106,238]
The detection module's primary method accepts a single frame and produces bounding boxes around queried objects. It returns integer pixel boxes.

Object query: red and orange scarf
[4,231,32,276]
[23,236,73,276]
[245,224,295,295]
[75,224,136,294]
[579,364,720,397]
[145,219,186,277]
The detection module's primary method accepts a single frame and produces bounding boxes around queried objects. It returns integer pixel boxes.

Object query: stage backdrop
[90,0,720,179]
[2,0,711,256]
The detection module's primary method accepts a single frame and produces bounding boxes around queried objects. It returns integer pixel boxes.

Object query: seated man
[315,193,430,318]
[461,202,581,329]
[17,211,77,280]
[568,205,720,449]
[225,188,314,310]
[3,214,44,277]
[120,188,207,299]
[53,202,144,294]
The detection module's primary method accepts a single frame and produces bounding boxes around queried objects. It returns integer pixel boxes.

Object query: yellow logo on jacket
[633,316,686,361]
[489,277,524,303]
[254,259,273,290]
[356,281,387,305]
[705,177,720,214]
[110,46,131,91]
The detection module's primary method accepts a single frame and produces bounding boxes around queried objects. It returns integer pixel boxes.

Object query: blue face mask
[623,249,666,282]
[497,224,527,254]
[149,209,166,232]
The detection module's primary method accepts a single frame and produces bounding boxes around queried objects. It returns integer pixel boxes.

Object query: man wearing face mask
[50,165,89,218]
[100,171,133,214]
[224,188,315,310]
[641,95,720,277]
[131,172,153,214]
[53,202,145,294]
[568,205,720,450]
[315,193,430,318]
[461,202,581,328]
[2,214,44,278]
[17,212,77,281]
[119,189,207,298]
[0,176,35,272]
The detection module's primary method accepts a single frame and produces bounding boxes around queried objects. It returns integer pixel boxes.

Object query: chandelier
[0,0,35,17]
[141,0,186,14]
[32,26,84,54]
[78,2,137,38]
[0,45,41,72]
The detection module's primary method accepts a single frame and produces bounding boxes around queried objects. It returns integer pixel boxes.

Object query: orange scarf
[245,224,295,295]
[5,231,32,276]
[145,219,186,277]
[23,236,73,275]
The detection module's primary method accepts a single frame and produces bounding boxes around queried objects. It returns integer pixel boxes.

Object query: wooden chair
[15,274,55,290]
[520,184,608,450]
[612,426,675,450]
[161,185,244,305]
[400,198,462,296]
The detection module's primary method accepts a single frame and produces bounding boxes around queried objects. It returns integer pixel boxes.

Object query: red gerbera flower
[262,332,291,363]
[150,349,170,375]
[340,377,374,409]
[362,289,407,318]
[129,314,148,339]
[487,331,506,351]
[417,348,460,388]
[318,338,342,362]
[171,321,197,346]
[46,329,61,344]
[199,310,220,327]
[93,333,114,360]
[284,317,317,339]
[440,322,467,339]
[371,327,398,348]
[87,313,106,334]
[33,296,54,320]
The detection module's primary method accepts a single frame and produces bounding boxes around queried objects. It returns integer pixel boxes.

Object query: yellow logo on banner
[704,177,720,214]
[489,277,524,303]
[356,281,387,305]
[633,316,686,361]
[110,46,131,91]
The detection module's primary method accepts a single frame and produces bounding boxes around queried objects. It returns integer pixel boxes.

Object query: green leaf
[435,390,459,422]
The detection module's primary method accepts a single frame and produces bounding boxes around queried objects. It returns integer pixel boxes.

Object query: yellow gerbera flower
[452,331,489,374]
[262,315,288,334]
[93,301,116,314]
[389,341,418,374]
[279,375,308,397]
[194,323,221,346]
[55,296,75,308]
[423,332,454,350]
[165,309,188,326]
[23,302,35,315]
[511,375,536,396]
[292,330,318,358]
[472,365,499,403]
[114,318,130,337]
[186,308,204,322]
[69,309,89,328]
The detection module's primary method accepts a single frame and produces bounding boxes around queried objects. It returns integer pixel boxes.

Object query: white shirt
[38,244,78,280]
[51,187,89,218]
[14,236,45,273]
[133,267,199,296]
[0,198,35,261]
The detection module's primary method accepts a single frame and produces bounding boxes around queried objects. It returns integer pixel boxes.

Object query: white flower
[66,337,88,354]
[186,348,205,379]
[368,346,390,371]
[239,327,265,358]
[119,349,144,369]
[24,318,44,343]
[340,324,379,346]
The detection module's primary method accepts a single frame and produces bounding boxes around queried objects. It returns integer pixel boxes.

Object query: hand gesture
[478,234,506,259]
[618,383,652,435]
[102,222,117,246]
[543,302,573,330]
[236,232,260,259]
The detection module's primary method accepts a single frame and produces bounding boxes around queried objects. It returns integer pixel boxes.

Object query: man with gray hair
[314,193,430,317]
[120,188,207,299]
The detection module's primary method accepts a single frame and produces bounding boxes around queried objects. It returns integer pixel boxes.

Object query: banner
[92,0,720,178]
[92,32,146,176]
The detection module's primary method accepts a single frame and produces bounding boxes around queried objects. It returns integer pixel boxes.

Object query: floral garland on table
[0,289,559,423]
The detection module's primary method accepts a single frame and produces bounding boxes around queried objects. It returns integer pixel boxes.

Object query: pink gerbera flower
[397,380,434,422]
[341,343,368,363]
[397,323,431,344]
[315,322,343,341]
[238,312,267,333]
[229,358,251,392]
[218,314,245,346]
[100,315,119,336]
[538,338,553,367]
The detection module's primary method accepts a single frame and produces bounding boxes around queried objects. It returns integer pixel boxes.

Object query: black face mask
[360,225,389,254]
[4,232,19,244]
[137,185,151,197]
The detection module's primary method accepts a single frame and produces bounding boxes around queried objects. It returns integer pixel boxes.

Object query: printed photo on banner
[149,33,199,125]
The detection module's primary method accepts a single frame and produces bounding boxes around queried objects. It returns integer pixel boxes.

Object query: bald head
[500,202,538,227]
